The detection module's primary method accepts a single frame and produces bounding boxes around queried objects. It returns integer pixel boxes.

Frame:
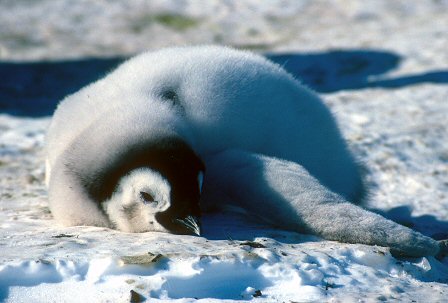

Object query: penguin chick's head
[103,167,203,235]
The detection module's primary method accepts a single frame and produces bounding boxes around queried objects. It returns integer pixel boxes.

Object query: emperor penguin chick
[46,45,440,257]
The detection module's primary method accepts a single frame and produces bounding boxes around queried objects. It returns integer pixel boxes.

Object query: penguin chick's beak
[174,215,201,236]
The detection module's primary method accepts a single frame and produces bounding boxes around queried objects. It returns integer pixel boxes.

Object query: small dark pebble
[1,193,13,199]
[325,282,335,290]
[36,259,51,265]
[240,241,266,249]
[25,174,39,184]
[52,234,76,238]
[253,290,262,297]
[130,290,145,303]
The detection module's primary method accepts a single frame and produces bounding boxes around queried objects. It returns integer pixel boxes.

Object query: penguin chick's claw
[174,216,201,236]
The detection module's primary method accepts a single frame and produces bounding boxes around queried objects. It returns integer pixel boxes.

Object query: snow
[1,0,448,302]
[2,237,448,302]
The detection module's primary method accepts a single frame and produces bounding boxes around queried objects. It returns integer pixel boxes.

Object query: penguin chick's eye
[140,191,157,205]
[161,89,178,103]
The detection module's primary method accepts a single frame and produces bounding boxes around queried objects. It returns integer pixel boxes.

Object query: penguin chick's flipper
[202,149,439,257]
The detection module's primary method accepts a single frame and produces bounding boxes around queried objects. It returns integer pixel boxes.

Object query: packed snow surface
[1,0,448,302]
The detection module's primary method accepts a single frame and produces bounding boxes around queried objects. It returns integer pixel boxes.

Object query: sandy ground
[1,1,448,302]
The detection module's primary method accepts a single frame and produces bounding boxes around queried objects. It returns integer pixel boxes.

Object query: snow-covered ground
[1,1,448,302]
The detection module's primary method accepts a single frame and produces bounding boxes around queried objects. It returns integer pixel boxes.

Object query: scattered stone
[253,290,262,297]
[325,281,336,290]
[40,206,52,214]
[120,252,164,265]
[52,234,76,238]
[240,241,266,249]
[24,174,39,184]
[436,240,448,260]
[129,290,145,303]
[36,259,51,265]
[1,193,13,199]
[241,287,261,299]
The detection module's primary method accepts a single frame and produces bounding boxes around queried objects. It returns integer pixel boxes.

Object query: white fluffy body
[46,45,439,256]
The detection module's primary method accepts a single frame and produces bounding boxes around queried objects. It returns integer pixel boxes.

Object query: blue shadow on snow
[1,49,447,117]
[268,50,448,92]
[372,205,448,240]
[0,57,124,117]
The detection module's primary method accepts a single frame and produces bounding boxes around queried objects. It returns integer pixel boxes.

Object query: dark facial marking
[161,89,180,107]
[161,89,178,101]
[140,191,155,204]
[85,137,203,201]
